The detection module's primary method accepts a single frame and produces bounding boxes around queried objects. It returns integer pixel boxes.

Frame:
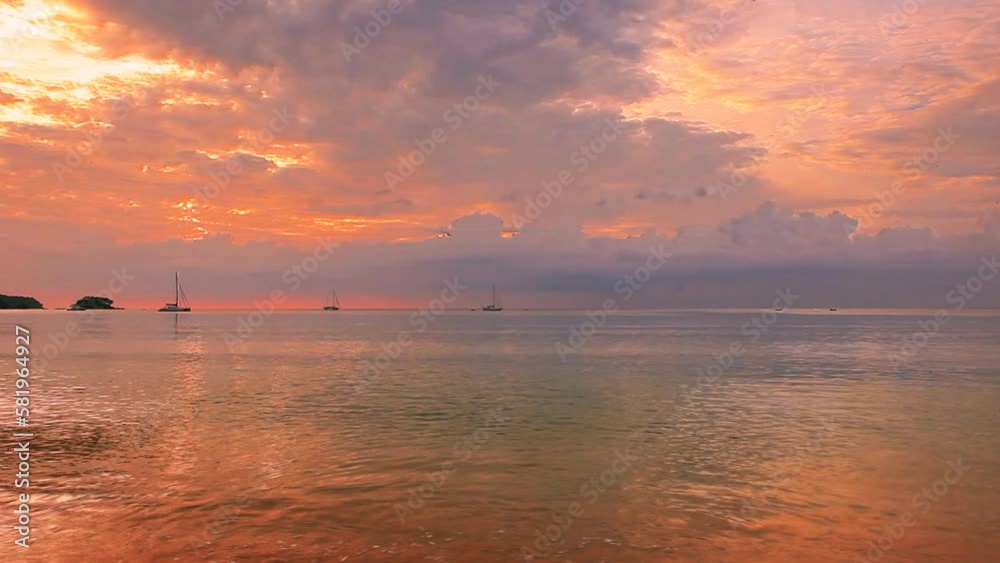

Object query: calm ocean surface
[1,309,998,562]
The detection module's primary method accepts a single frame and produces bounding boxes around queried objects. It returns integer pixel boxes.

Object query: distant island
[0,294,44,309]
[69,296,122,310]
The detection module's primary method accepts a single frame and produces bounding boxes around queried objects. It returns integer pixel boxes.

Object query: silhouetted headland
[0,294,44,309]
[69,296,122,310]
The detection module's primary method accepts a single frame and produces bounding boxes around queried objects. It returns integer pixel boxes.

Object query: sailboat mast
[492,284,496,307]
[175,272,179,304]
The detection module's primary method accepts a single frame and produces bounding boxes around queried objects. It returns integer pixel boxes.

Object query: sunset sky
[0,0,998,308]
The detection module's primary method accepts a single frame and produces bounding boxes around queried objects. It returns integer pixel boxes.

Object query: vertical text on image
[13,325,33,549]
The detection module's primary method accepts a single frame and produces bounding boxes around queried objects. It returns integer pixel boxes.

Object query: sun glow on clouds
[313,218,404,234]
[0,1,206,129]
[0,0,325,246]
[0,0,998,309]
[0,0,68,45]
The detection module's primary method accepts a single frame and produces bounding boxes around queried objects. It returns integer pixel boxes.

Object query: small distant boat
[68,304,85,311]
[323,289,341,311]
[482,284,503,312]
[829,307,838,311]
[775,308,784,312]
[158,272,191,312]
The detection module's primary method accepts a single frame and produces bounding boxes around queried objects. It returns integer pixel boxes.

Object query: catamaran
[324,289,341,311]
[482,285,503,312]
[158,272,191,312]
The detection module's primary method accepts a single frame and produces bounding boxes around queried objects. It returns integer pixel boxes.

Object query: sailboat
[324,289,341,311]
[482,285,503,312]
[158,272,191,312]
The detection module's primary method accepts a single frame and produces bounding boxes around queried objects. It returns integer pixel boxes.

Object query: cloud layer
[0,0,998,307]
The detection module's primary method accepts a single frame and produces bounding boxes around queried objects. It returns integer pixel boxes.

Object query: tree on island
[70,296,122,310]
[0,294,44,309]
